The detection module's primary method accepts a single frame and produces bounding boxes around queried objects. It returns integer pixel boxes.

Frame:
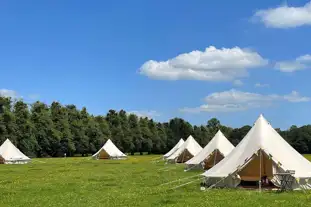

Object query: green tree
[128,114,142,155]
[94,115,111,148]
[66,105,87,156]
[106,110,124,150]
[31,101,60,157]
[193,125,211,146]
[119,110,132,153]
[148,119,161,153]
[13,100,38,156]
[229,125,251,146]
[86,115,104,154]
[0,97,17,144]
[169,118,193,143]
[78,107,90,155]
[50,102,75,156]
[140,117,152,155]
[287,125,309,153]
[157,123,167,154]
[163,122,175,151]
[207,118,221,135]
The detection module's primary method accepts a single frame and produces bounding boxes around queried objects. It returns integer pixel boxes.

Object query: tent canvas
[166,135,202,163]
[0,139,31,164]
[163,138,184,159]
[202,114,311,190]
[92,139,127,159]
[185,130,234,170]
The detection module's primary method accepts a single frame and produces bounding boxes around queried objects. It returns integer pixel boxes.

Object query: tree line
[0,96,310,157]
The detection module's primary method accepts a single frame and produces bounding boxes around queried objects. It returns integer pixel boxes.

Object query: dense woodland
[1,96,311,157]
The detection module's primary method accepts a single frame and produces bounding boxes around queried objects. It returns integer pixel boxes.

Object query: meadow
[0,155,311,207]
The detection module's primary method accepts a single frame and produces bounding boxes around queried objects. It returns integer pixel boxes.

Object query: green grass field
[0,155,311,207]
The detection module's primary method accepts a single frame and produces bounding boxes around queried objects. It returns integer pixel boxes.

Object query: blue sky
[1,0,311,129]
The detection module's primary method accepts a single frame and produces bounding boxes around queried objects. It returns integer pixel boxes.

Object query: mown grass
[0,155,311,207]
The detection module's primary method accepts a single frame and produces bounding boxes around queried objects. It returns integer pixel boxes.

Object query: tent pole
[259,149,262,192]
[213,150,217,167]
[181,150,186,163]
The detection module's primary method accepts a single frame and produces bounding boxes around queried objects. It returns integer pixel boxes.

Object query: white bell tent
[0,139,31,164]
[202,114,311,190]
[166,135,202,163]
[185,130,234,170]
[163,138,184,160]
[92,139,127,160]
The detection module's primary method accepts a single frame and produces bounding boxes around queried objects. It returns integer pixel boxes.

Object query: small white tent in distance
[202,114,311,190]
[163,138,184,160]
[0,139,31,164]
[166,135,202,163]
[92,139,127,160]
[185,130,234,170]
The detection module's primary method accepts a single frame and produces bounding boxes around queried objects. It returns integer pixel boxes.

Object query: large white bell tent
[166,135,202,163]
[0,139,31,164]
[92,139,127,160]
[163,138,184,160]
[185,130,234,170]
[202,114,311,190]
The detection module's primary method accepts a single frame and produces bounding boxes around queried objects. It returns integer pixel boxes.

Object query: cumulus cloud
[296,54,311,62]
[127,110,161,119]
[275,54,311,72]
[139,46,268,81]
[233,80,244,86]
[255,83,270,88]
[254,1,311,28]
[284,91,311,102]
[180,89,310,113]
[0,89,18,99]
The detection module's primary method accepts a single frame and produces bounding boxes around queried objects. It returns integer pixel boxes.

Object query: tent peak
[254,114,270,126]
[215,129,224,135]
[186,135,195,140]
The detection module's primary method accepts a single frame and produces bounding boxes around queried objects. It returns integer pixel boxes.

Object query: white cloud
[254,1,311,28]
[0,89,18,99]
[296,54,311,62]
[127,110,161,119]
[0,89,40,103]
[275,54,311,72]
[255,83,270,88]
[284,91,311,102]
[180,89,310,113]
[139,46,268,81]
[275,61,307,72]
[233,80,243,86]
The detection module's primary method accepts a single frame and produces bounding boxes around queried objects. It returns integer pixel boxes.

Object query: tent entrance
[237,150,278,189]
[98,150,110,159]
[176,149,193,163]
[0,156,4,164]
[203,149,224,169]
[238,150,273,182]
